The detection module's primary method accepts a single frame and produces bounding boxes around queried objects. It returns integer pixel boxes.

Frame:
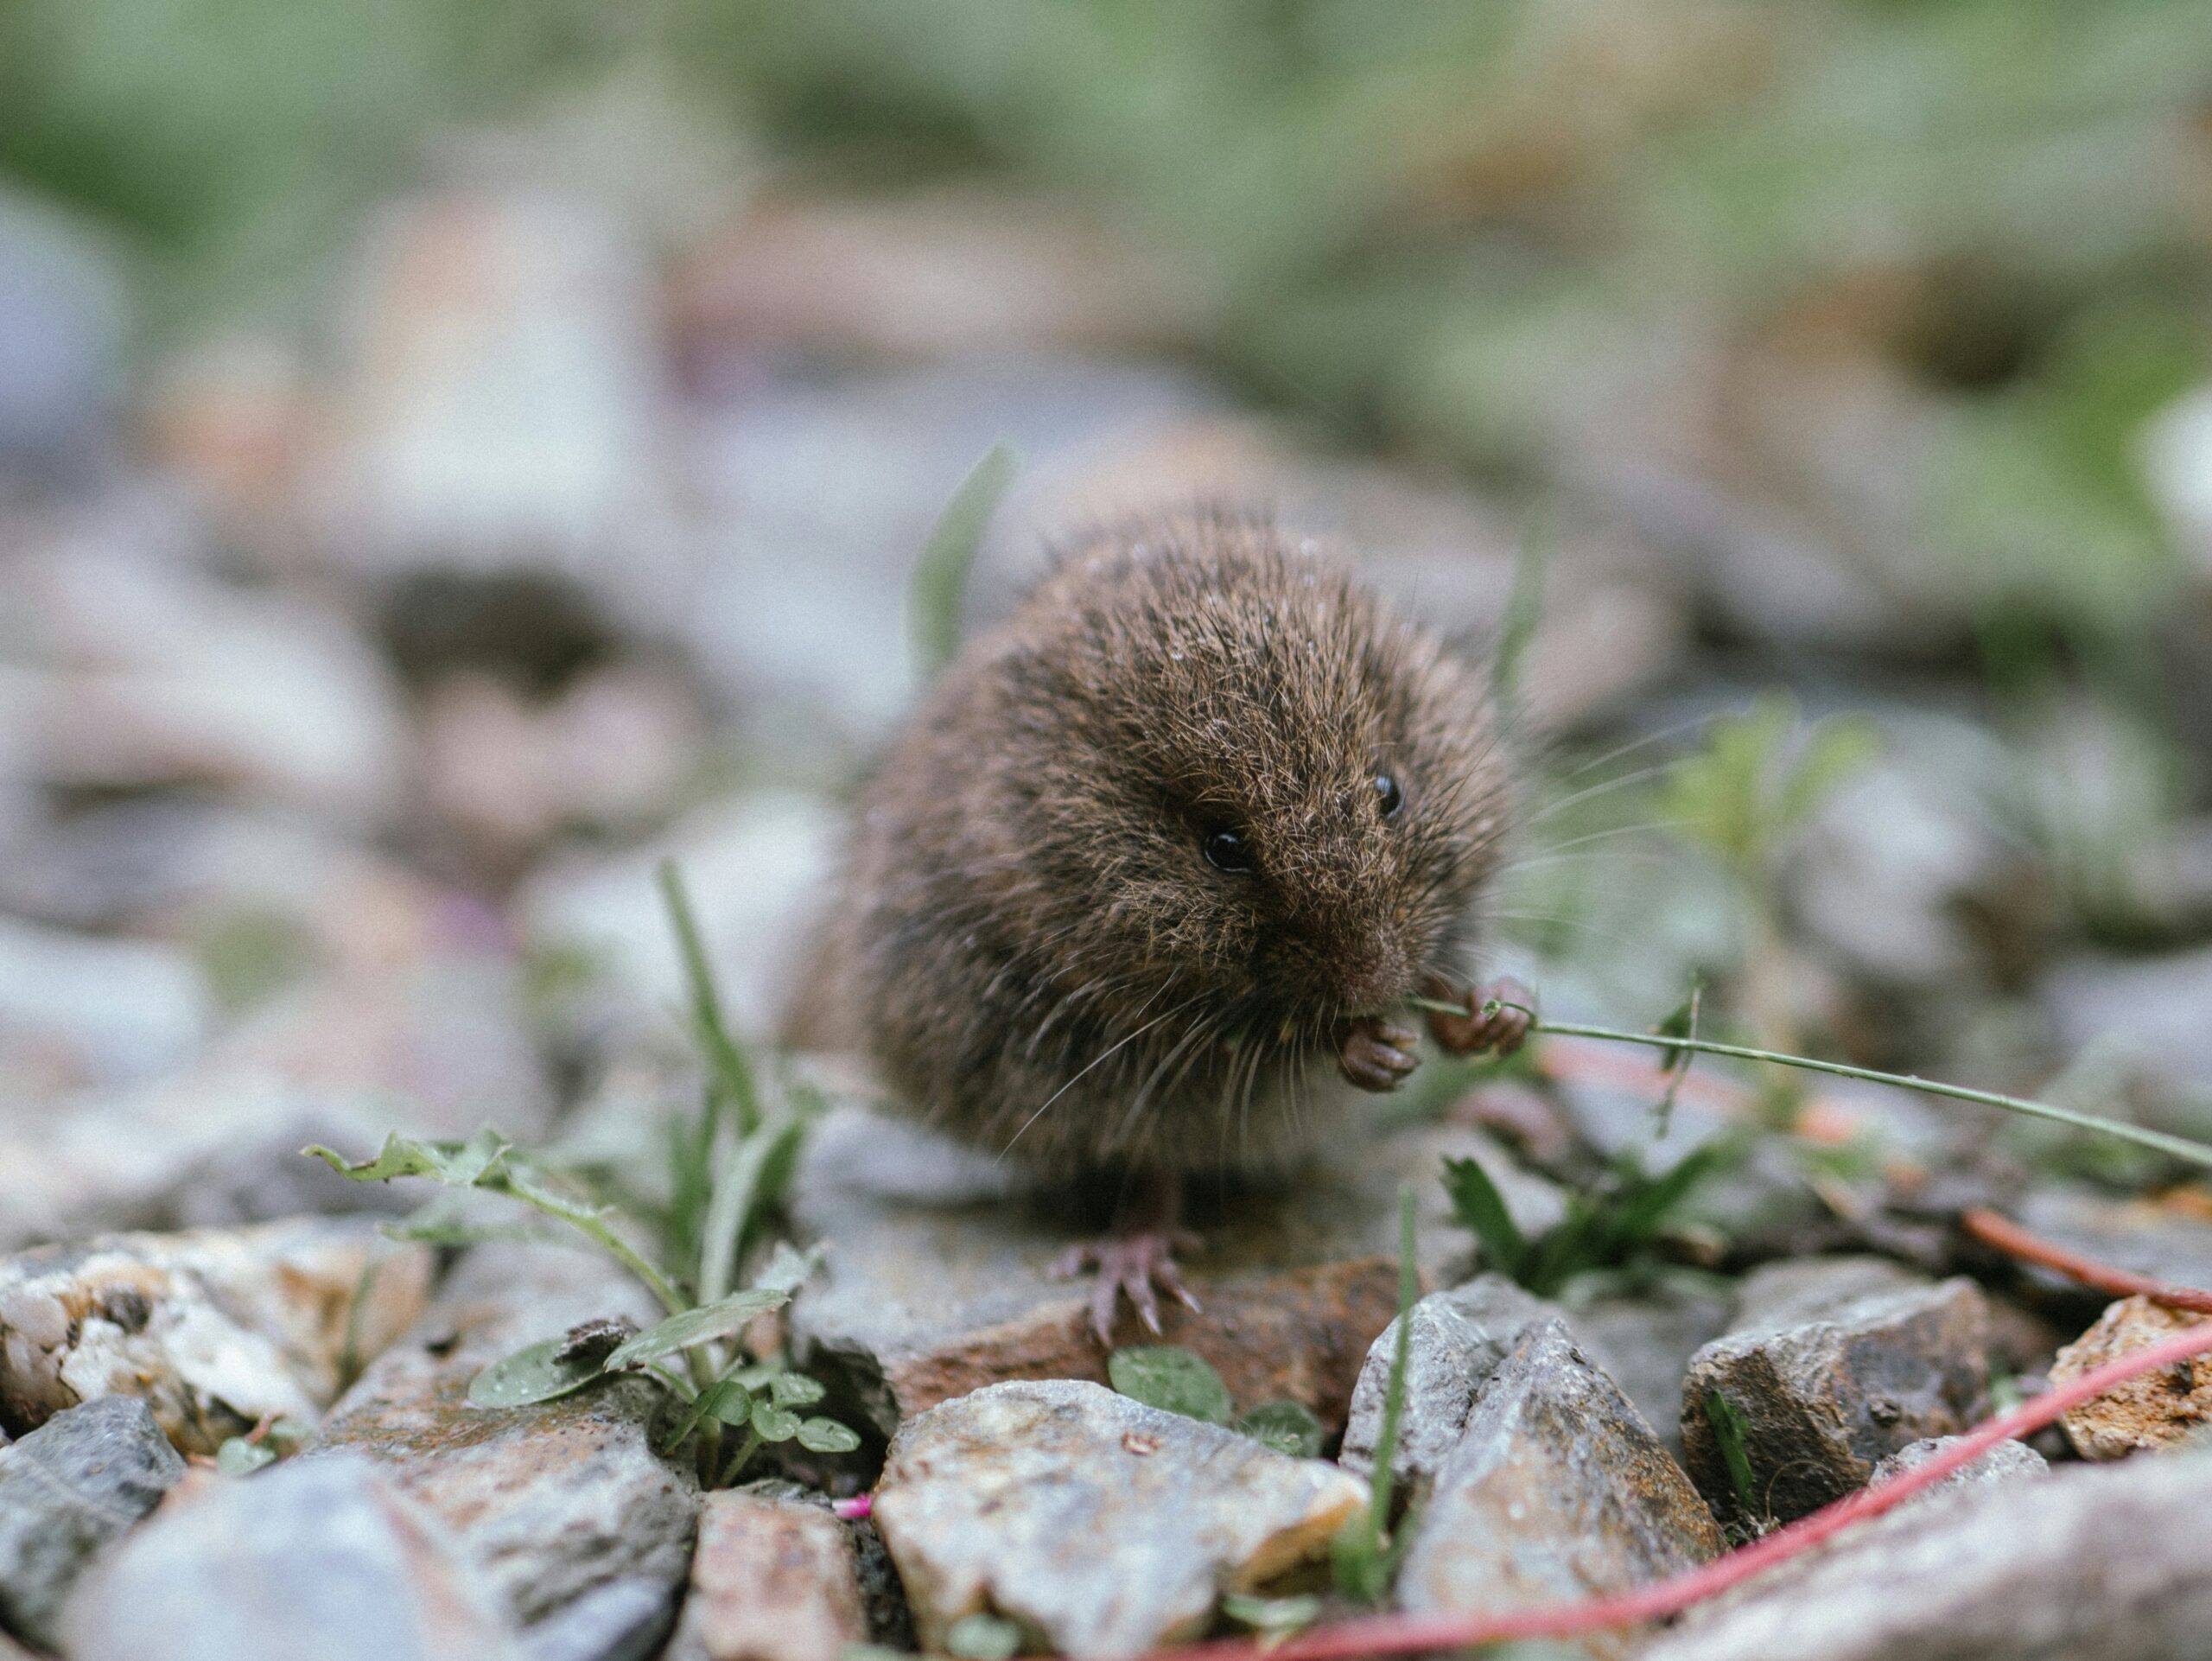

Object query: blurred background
[10,0,2212,1250]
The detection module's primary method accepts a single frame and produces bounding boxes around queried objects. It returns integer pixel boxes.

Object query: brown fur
[801,509,1511,1177]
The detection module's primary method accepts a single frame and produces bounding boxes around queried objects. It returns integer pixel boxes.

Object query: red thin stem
[1133,1317,2212,1661]
[1961,1206,2212,1314]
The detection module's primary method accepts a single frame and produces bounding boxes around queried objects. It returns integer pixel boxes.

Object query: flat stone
[61,1452,524,1661]
[0,1217,432,1451]
[789,1104,1560,1438]
[665,1486,868,1661]
[1643,1449,2212,1661]
[308,1244,698,1636]
[2050,1295,2212,1460]
[1680,1257,1988,1524]
[873,1378,1368,1659]
[2015,1187,2212,1295]
[0,1396,184,1649]
[1869,1433,2049,1495]
[1395,1321,1723,1660]
[1339,1275,1554,1487]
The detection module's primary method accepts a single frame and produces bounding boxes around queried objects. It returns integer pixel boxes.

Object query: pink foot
[1051,1230,1203,1344]
[1425,977,1535,1058]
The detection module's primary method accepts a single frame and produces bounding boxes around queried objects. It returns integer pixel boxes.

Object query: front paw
[1338,1015,1421,1092]
[1425,977,1535,1057]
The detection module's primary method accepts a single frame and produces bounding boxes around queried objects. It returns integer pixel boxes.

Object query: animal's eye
[1203,828,1255,874]
[1374,774,1404,819]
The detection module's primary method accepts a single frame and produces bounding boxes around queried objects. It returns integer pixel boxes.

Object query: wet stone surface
[2050,1295,2212,1460]
[1395,1320,1723,1661]
[0,1217,432,1451]
[0,1395,184,1650]
[1680,1255,1989,1524]
[665,1484,868,1661]
[306,1244,698,1640]
[788,1104,1557,1439]
[1643,1446,2212,1661]
[873,1378,1368,1659]
[62,1452,525,1661]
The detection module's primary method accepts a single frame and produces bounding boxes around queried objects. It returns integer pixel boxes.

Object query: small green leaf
[751,1400,803,1442]
[303,1127,510,1187]
[603,1288,791,1371]
[214,1437,276,1475]
[1442,1155,1525,1276]
[664,1379,754,1450]
[768,1371,826,1408]
[796,1416,862,1454]
[1705,1390,1762,1522]
[467,1338,607,1408]
[911,441,1020,682]
[1233,1399,1325,1459]
[944,1611,1023,1661]
[1220,1593,1322,1636]
[752,1240,825,1295]
[1107,1346,1233,1425]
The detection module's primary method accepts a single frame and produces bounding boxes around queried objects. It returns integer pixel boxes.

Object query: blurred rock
[787,1105,1557,1438]
[665,1486,867,1661]
[873,1378,1367,1658]
[2050,1295,2212,1460]
[1643,1448,2212,1661]
[1680,1257,1989,1524]
[0,1396,184,1650]
[522,1576,679,1661]
[1396,1321,1722,1660]
[1869,1433,2048,1495]
[0,530,405,822]
[308,1244,697,1637]
[0,1217,430,1451]
[2012,1186,2212,1295]
[321,188,683,631]
[676,188,1203,366]
[420,665,702,863]
[0,188,125,484]
[0,914,210,1091]
[63,1452,525,1661]
[2045,945,2212,1097]
[522,788,837,1042]
[1338,1274,1553,1487]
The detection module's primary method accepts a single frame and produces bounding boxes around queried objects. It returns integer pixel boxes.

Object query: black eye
[1374,774,1404,819]
[1203,828,1255,874]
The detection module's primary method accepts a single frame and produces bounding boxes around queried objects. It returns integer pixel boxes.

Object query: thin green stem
[717,1426,762,1488]
[1406,998,2212,1172]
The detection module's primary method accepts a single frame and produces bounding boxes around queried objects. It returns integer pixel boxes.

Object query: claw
[1338,1015,1421,1092]
[1051,1231,1205,1345]
[1425,977,1535,1058]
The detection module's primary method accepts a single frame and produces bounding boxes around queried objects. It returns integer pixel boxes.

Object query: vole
[800,509,1528,1338]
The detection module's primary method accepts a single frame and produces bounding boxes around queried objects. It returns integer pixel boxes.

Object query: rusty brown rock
[665,1486,868,1661]
[2050,1295,2212,1460]
[787,1105,1556,1437]
[0,1217,431,1451]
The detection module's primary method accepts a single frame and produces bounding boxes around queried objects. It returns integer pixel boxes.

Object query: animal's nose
[1332,939,1410,1015]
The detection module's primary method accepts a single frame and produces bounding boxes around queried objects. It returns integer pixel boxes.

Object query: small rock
[1868,1433,2049,1496]
[0,186,126,482]
[2050,1295,2212,1460]
[1338,1274,1554,1487]
[62,1452,524,1661]
[0,1217,432,1451]
[874,1378,1368,1659]
[665,1486,868,1661]
[789,1105,1558,1439]
[1643,1447,2212,1661]
[1396,1321,1723,1659]
[308,1244,698,1637]
[1680,1257,1989,1524]
[0,1396,184,1649]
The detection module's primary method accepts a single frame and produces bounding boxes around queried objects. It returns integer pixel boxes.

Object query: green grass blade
[910,440,1018,682]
